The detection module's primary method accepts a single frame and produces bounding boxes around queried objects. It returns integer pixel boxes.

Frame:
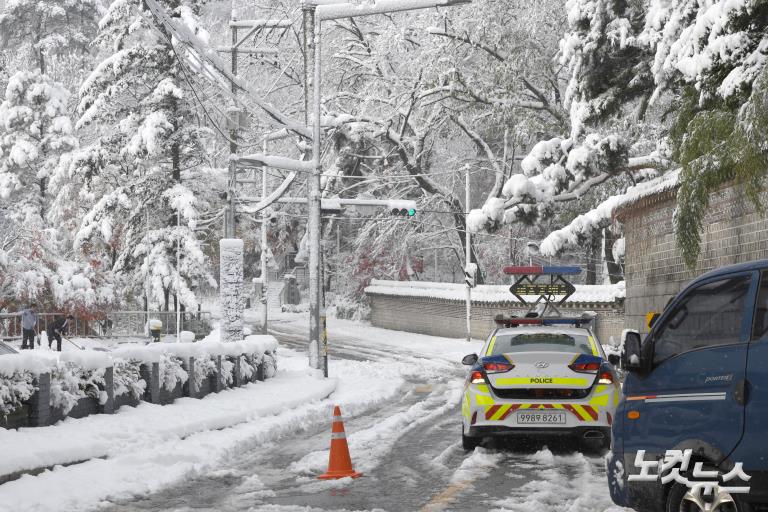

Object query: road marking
[419,481,471,512]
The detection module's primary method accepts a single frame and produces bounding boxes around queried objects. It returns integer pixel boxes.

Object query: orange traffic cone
[318,405,363,480]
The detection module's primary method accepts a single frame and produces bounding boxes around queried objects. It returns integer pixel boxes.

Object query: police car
[460,266,620,451]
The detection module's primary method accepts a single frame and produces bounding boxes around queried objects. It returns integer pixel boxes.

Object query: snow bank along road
[88,314,628,512]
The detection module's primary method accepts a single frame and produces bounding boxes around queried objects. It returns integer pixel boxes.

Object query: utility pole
[176,209,181,340]
[308,5,322,370]
[226,18,238,239]
[261,138,269,335]
[465,166,472,342]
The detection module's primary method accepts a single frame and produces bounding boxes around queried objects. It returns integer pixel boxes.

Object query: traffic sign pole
[465,165,471,342]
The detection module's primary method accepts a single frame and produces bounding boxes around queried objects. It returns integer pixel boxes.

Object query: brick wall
[368,294,625,345]
[619,182,768,334]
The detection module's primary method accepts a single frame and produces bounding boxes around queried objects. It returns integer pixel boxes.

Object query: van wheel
[666,482,747,512]
[461,426,480,451]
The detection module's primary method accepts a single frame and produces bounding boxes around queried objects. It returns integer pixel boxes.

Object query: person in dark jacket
[48,315,74,352]
[20,303,38,350]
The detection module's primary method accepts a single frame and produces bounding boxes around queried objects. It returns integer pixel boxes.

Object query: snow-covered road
[96,314,629,512]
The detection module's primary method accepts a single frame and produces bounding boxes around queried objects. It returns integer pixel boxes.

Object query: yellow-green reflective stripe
[462,394,471,418]
[475,395,494,405]
[494,377,590,387]
[486,336,497,356]
[589,394,609,407]
[475,384,490,394]
[490,405,509,421]
[588,336,599,356]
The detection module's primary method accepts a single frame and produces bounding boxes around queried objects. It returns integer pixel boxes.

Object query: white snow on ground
[0,340,413,512]
[289,379,465,476]
[490,448,628,512]
[450,447,505,484]
[0,352,334,478]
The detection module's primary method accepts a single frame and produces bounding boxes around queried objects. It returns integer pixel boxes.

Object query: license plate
[516,411,566,424]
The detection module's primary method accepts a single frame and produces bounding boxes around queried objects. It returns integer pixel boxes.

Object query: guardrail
[0,311,212,340]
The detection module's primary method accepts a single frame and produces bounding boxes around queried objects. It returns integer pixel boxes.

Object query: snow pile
[59,350,112,371]
[0,352,58,377]
[0,350,337,488]
[539,169,680,256]
[365,279,625,304]
[111,335,278,364]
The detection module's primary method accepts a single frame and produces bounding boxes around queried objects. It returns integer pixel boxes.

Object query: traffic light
[387,200,417,218]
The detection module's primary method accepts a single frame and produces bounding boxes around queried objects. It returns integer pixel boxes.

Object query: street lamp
[302,0,471,374]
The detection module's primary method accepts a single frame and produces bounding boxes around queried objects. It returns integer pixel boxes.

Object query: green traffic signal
[408,208,416,217]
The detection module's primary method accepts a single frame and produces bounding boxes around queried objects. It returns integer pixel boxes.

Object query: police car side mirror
[621,330,643,372]
[462,353,479,366]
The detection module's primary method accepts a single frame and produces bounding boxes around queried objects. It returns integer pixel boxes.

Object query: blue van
[608,260,768,512]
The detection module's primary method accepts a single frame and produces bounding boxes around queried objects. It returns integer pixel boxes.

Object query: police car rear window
[490,333,593,355]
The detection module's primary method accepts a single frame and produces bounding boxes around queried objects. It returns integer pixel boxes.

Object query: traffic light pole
[465,165,472,342]
[301,0,470,370]
[308,7,323,370]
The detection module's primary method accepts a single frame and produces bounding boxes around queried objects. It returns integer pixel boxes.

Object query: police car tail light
[483,361,514,373]
[470,371,485,384]
[598,371,614,385]
[569,361,601,373]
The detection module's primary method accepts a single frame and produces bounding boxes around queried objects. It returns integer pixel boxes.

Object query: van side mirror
[607,353,620,367]
[621,330,643,372]
[462,353,479,366]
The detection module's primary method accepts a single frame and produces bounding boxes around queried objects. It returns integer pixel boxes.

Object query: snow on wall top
[538,169,680,257]
[614,168,680,213]
[364,279,625,304]
[0,336,279,375]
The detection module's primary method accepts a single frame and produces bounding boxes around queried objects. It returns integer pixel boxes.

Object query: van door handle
[733,379,749,406]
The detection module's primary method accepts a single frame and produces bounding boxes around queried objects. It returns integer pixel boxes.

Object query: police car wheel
[580,437,610,454]
[666,482,745,512]
[461,426,480,451]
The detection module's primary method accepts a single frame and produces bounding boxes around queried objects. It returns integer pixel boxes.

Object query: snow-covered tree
[0,71,113,308]
[66,0,217,310]
[0,0,100,75]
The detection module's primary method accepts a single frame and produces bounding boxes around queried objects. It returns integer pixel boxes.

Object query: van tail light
[598,371,614,385]
[483,361,514,373]
[570,361,601,373]
[470,371,485,384]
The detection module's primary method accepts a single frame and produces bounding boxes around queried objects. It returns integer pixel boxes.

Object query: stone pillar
[29,372,51,427]
[256,359,265,382]
[213,356,224,392]
[233,356,242,387]
[140,362,161,404]
[101,366,115,414]
[220,239,244,343]
[183,357,197,398]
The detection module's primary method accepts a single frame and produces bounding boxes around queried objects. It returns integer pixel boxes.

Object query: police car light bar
[493,316,594,327]
[503,265,582,275]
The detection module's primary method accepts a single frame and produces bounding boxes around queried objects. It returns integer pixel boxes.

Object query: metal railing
[0,311,212,340]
